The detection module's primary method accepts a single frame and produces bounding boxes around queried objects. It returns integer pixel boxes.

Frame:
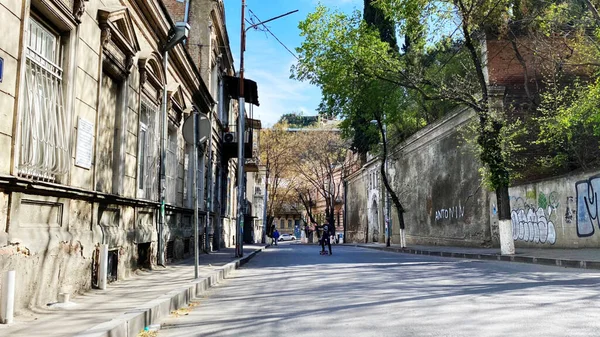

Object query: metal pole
[193,113,199,279]
[384,120,391,247]
[205,113,213,253]
[262,168,268,244]
[158,50,169,266]
[236,0,246,258]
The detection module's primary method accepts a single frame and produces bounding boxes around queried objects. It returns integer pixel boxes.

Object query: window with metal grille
[288,219,292,228]
[166,240,175,260]
[107,249,118,283]
[19,18,70,180]
[166,128,177,204]
[138,98,158,200]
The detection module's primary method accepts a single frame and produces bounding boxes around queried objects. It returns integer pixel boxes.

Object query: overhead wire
[246,8,299,60]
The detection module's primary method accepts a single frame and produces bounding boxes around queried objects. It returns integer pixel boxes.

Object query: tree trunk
[377,118,407,248]
[496,184,515,255]
[477,114,515,255]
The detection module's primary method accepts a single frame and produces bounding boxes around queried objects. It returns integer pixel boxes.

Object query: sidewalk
[356,243,600,270]
[0,245,265,337]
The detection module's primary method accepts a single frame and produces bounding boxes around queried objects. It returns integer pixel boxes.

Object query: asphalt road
[159,243,600,337]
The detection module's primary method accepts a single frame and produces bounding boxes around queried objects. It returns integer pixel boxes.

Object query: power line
[247,8,299,60]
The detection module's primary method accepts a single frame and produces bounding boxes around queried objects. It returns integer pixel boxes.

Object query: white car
[278,234,296,241]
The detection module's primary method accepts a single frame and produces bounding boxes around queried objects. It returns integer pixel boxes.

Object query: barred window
[19,17,70,180]
[138,98,159,200]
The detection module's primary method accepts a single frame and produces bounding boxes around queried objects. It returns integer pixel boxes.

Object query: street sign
[182,112,211,145]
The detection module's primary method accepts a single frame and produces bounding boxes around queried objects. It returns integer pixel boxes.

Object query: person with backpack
[319,222,333,255]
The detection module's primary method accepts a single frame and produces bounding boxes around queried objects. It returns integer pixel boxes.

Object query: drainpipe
[184,0,191,24]
[158,49,169,267]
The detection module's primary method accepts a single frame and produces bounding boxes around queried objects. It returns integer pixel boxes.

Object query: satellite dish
[182,113,211,145]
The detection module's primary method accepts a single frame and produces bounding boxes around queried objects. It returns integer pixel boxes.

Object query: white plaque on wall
[75,117,94,169]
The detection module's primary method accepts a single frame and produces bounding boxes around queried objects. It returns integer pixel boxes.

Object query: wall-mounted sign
[0,57,3,83]
[75,117,94,169]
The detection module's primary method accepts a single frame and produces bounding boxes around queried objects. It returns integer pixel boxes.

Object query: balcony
[222,129,253,160]
[222,117,262,161]
[244,157,259,172]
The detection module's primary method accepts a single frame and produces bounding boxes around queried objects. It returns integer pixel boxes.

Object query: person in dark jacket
[272,229,280,245]
[320,222,332,255]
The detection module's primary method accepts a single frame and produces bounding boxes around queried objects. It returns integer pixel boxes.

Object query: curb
[356,245,600,271]
[76,247,264,337]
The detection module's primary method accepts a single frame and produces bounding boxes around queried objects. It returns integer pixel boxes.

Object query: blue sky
[223,0,362,127]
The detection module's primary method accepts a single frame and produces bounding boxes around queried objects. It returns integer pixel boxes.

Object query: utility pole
[236,3,298,257]
[235,0,246,258]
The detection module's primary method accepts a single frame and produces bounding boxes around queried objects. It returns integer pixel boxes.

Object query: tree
[277,112,319,128]
[292,5,451,248]
[259,124,299,236]
[289,128,353,233]
[503,0,600,173]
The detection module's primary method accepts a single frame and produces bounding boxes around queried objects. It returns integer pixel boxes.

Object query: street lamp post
[236,2,298,257]
[158,22,190,266]
[384,120,391,247]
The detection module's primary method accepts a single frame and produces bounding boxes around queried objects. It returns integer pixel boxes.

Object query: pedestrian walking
[319,222,332,255]
[273,229,280,246]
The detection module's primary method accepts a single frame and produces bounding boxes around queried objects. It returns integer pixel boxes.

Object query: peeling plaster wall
[0,195,97,312]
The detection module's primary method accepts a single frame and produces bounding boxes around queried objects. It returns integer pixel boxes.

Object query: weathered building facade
[163,0,240,251]
[0,0,247,314]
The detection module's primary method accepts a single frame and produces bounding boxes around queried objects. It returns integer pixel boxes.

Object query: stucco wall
[389,109,492,247]
[346,108,494,247]
[503,170,600,248]
[346,169,369,243]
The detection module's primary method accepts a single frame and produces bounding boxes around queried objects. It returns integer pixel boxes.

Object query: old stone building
[0,0,248,314]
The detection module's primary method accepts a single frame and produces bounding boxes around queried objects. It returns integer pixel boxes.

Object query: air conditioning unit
[223,132,236,143]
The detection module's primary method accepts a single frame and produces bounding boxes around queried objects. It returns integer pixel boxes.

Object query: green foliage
[458,114,527,189]
[278,112,319,128]
[534,77,600,170]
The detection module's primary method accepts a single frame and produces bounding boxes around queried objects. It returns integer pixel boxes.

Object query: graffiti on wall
[564,196,574,224]
[435,205,465,221]
[510,193,558,245]
[575,176,600,237]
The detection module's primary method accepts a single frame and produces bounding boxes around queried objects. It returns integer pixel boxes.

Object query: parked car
[278,234,296,241]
